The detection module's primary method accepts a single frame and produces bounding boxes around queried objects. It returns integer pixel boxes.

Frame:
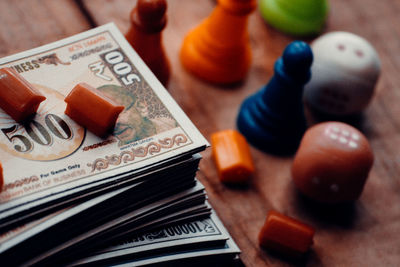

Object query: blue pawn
[237,41,313,155]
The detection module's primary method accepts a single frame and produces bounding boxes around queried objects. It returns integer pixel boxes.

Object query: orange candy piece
[64,83,124,137]
[259,210,315,257]
[0,67,46,122]
[180,0,256,84]
[211,129,255,183]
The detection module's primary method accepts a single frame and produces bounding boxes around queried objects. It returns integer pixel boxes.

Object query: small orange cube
[211,129,255,183]
[259,210,315,257]
[0,67,46,122]
[64,83,124,137]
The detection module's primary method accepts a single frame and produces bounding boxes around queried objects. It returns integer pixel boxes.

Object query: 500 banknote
[0,23,207,229]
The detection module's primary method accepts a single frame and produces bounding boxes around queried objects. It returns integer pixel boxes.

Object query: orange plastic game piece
[0,67,46,122]
[180,0,256,84]
[125,0,170,86]
[211,129,255,183]
[292,122,374,203]
[64,83,124,137]
[258,210,315,257]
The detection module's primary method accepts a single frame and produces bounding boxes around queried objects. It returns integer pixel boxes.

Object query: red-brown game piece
[258,210,315,257]
[0,67,46,122]
[125,0,170,86]
[180,0,257,84]
[292,121,374,203]
[64,83,124,137]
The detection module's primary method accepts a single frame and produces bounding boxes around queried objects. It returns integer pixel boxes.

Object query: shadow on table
[294,190,358,229]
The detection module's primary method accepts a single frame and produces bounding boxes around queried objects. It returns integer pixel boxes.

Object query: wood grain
[2,0,400,266]
[0,0,91,57]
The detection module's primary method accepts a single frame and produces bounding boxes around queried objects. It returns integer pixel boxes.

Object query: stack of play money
[0,24,239,266]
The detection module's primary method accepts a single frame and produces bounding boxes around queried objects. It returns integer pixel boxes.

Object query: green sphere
[259,0,329,36]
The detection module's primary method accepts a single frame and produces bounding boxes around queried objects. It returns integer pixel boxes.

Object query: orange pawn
[125,0,170,86]
[180,0,256,84]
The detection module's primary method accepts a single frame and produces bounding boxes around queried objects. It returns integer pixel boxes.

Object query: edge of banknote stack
[0,23,240,266]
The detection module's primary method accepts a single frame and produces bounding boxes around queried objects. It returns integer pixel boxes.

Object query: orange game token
[64,83,124,137]
[0,67,46,122]
[211,129,255,183]
[258,210,315,257]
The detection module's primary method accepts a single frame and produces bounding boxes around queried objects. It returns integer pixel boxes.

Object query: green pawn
[259,0,328,36]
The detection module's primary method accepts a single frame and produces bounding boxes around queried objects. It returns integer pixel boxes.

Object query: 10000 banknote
[0,23,207,209]
[71,212,236,266]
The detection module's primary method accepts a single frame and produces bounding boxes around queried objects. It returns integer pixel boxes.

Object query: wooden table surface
[1,0,400,266]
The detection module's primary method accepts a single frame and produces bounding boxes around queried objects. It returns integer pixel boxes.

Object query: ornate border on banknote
[88,133,188,171]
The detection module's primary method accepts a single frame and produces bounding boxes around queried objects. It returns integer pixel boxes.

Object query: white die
[304,32,381,116]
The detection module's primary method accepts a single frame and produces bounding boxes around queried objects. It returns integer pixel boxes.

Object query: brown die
[292,121,374,203]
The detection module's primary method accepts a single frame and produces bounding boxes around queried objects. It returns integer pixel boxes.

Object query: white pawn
[304,31,381,116]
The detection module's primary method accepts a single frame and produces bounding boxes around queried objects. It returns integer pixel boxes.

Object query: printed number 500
[104,51,141,85]
[1,114,72,153]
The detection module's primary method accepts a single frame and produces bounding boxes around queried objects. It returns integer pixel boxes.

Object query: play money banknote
[71,212,235,266]
[0,23,208,222]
